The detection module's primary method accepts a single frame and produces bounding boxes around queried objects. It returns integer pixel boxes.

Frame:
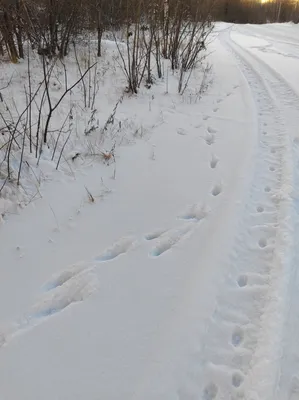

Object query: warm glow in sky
[260,0,299,2]
[259,0,299,4]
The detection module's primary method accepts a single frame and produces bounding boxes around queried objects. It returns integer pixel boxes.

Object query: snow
[1,23,299,400]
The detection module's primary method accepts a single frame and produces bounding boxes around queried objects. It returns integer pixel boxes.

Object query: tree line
[1,0,298,64]
[0,0,216,63]
[214,0,299,24]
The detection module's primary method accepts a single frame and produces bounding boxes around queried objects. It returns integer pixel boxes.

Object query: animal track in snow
[210,154,219,169]
[258,238,267,248]
[211,184,222,197]
[232,372,244,388]
[264,186,271,193]
[237,274,248,287]
[203,115,210,121]
[213,107,219,113]
[29,269,96,321]
[150,224,194,257]
[271,148,276,154]
[289,376,299,400]
[205,132,215,146]
[145,229,167,241]
[203,382,218,400]
[269,166,275,172]
[177,128,187,136]
[257,205,264,213]
[217,99,222,104]
[179,203,208,221]
[207,126,217,134]
[95,236,135,262]
[0,256,100,346]
[0,333,6,348]
[43,263,88,291]
[232,326,244,347]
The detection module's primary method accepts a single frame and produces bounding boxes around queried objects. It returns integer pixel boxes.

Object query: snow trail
[180,28,296,400]
[228,27,299,400]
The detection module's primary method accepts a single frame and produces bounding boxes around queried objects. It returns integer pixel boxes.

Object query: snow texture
[1,22,299,400]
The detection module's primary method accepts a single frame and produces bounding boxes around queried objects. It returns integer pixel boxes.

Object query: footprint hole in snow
[264,186,271,193]
[203,382,218,400]
[95,237,134,262]
[232,326,244,347]
[151,247,167,257]
[213,108,218,113]
[177,128,187,136]
[269,166,275,172]
[210,155,219,169]
[258,238,267,248]
[207,126,217,134]
[43,264,87,291]
[263,131,267,135]
[180,204,208,221]
[205,134,215,146]
[145,230,166,241]
[232,372,244,388]
[34,276,94,320]
[0,333,6,348]
[237,274,248,288]
[257,206,264,213]
[150,226,192,257]
[151,239,177,257]
[34,294,85,318]
[290,375,299,396]
[271,148,276,154]
[34,308,59,318]
[212,184,222,197]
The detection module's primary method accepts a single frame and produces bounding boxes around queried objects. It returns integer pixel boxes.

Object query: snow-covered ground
[1,23,299,400]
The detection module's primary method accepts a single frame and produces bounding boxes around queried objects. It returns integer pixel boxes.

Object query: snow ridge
[177,29,297,400]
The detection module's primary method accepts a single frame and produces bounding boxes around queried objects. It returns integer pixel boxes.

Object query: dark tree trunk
[97,2,103,57]
[15,0,24,58]
[3,11,19,62]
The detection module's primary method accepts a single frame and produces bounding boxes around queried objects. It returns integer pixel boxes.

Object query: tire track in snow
[228,30,299,400]
[176,31,295,400]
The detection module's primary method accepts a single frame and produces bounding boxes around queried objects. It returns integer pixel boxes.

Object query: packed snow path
[1,24,299,400]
